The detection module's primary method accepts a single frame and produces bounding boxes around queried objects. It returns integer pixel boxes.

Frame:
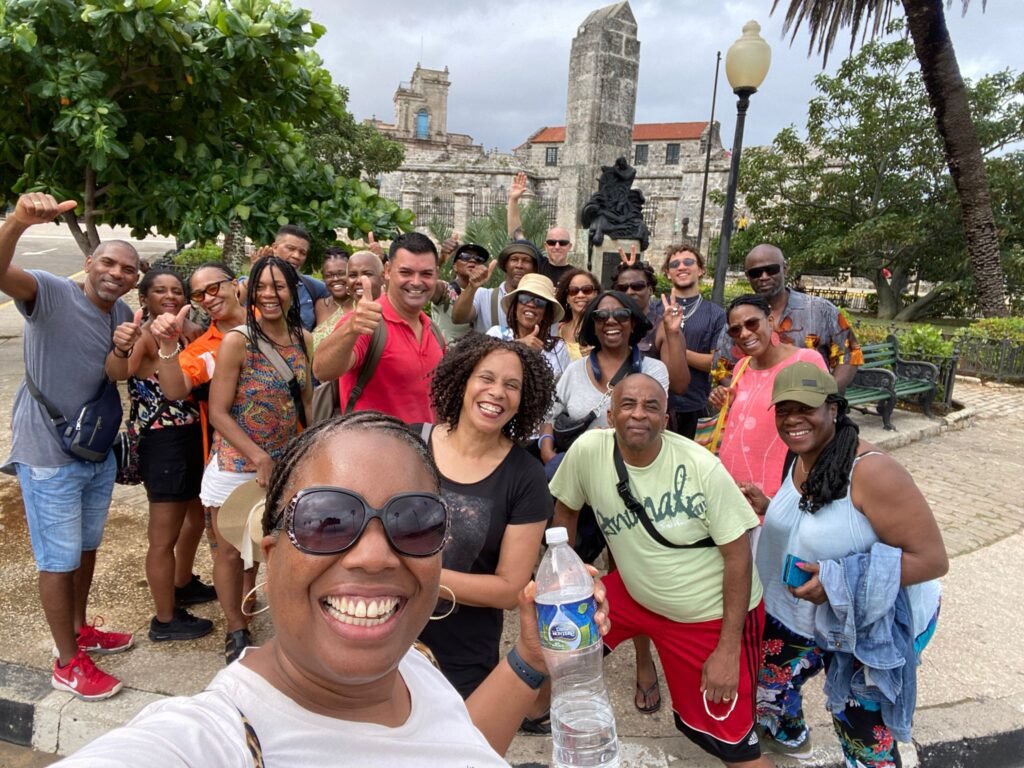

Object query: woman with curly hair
[554,268,600,361]
[416,333,555,703]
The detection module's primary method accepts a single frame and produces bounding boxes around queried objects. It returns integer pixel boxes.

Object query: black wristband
[111,346,133,359]
[506,645,547,690]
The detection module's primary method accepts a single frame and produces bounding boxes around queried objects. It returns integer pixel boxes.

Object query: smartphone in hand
[782,554,813,588]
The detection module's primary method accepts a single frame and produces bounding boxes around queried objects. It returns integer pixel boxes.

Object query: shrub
[956,317,1024,344]
[171,244,224,270]
[897,324,954,358]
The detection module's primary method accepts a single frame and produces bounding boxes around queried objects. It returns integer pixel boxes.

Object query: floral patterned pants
[756,614,901,768]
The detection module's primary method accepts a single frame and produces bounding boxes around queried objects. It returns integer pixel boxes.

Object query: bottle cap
[545,527,568,545]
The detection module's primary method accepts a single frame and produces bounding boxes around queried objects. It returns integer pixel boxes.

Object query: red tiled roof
[527,122,707,144]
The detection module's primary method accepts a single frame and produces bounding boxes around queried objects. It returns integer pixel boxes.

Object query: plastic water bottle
[535,527,619,768]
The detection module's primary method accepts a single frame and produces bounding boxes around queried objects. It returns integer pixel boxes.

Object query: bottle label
[537,597,599,651]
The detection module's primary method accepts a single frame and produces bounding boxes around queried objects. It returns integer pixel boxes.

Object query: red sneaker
[76,618,134,655]
[52,651,123,701]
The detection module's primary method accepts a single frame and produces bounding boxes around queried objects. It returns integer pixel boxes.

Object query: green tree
[774,0,1010,317]
[303,88,405,180]
[735,33,1023,320]
[0,0,411,255]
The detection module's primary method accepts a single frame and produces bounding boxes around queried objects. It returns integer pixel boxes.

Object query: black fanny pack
[25,373,123,463]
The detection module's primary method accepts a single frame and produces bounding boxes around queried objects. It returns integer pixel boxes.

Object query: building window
[665,143,680,165]
[415,109,429,140]
[634,144,649,165]
[545,146,558,166]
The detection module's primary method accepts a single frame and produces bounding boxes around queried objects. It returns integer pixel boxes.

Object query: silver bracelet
[157,346,180,360]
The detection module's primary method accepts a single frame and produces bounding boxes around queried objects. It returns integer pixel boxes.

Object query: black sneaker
[175,574,217,606]
[225,629,253,665]
[148,609,214,642]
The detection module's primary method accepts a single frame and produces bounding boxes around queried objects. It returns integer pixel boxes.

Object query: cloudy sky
[303,0,1024,152]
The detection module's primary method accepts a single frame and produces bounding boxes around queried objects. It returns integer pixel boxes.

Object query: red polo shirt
[336,295,444,423]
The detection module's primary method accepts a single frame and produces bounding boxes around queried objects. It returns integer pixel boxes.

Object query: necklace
[798,456,813,476]
[675,294,703,322]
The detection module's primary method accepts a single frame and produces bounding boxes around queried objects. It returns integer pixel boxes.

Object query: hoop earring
[429,585,457,621]
[241,581,269,617]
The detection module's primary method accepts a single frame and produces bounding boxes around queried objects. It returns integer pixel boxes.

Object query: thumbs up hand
[366,231,384,258]
[13,194,77,227]
[520,321,545,351]
[346,276,383,336]
[150,304,191,356]
[111,308,144,355]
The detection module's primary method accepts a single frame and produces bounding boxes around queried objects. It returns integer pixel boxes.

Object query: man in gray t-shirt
[0,193,140,701]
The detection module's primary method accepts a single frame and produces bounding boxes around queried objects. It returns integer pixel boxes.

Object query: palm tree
[773,0,1008,317]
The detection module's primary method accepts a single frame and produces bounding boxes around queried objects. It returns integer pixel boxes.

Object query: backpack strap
[343,322,387,414]
[230,325,307,428]
[491,287,501,330]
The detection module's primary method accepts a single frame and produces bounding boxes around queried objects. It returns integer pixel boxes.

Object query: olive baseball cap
[771,362,838,408]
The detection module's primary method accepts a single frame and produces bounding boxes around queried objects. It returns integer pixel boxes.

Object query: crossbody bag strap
[491,287,501,329]
[230,326,307,428]
[709,355,753,451]
[612,441,714,549]
[343,322,387,414]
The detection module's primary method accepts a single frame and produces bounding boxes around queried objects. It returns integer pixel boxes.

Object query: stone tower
[556,2,640,269]
[393,65,450,142]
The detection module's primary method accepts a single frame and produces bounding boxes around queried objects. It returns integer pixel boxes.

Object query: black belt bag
[25,373,123,463]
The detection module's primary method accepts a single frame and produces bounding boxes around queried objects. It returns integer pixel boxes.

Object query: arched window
[415,109,429,139]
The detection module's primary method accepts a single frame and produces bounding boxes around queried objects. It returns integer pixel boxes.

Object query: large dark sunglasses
[517,294,549,309]
[456,252,488,265]
[614,280,649,292]
[746,264,782,280]
[545,239,570,247]
[568,284,597,297]
[668,257,698,269]
[190,278,233,303]
[593,308,632,322]
[726,316,764,339]
[277,487,449,558]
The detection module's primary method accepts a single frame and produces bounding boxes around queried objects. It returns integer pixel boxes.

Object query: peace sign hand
[661,293,684,333]
[618,243,639,267]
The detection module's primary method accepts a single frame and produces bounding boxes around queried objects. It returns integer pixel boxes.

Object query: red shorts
[602,570,765,747]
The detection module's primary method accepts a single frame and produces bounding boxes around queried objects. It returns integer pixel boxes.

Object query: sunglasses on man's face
[567,284,597,297]
[189,278,233,303]
[517,294,549,309]
[746,264,782,280]
[614,280,649,293]
[668,257,698,269]
[277,487,449,558]
[456,252,488,265]
[593,308,632,323]
[726,317,764,339]
[545,239,570,247]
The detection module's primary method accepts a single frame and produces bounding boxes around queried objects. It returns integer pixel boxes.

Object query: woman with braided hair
[742,363,947,766]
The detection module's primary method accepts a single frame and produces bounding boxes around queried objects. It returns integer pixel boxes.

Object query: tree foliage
[735,32,1023,320]
[303,88,405,181]
[0,0,412,255]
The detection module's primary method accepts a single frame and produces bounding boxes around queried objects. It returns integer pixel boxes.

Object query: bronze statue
[581,157,650,252]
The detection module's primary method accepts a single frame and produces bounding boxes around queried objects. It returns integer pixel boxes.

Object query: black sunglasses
[545,239,570,247]
[567,284,597,297]
[517,294,549,309]
[726,316,764,339]
[614,280,649,293]
[746,264,782,280]
[668,257,698,269]
[456,252,488,265]
[190,278,233,303]
[593,308,632,322]
[277,486,449,558]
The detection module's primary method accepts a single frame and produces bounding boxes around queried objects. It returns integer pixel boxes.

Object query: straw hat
[217,480,267,566]
[500,273,564,324]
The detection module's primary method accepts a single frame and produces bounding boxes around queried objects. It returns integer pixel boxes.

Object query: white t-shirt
[547,356,670,428]
[471,283,509,333]
[56,649,509,767]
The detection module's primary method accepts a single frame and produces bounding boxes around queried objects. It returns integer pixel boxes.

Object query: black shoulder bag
[612,441,714,549]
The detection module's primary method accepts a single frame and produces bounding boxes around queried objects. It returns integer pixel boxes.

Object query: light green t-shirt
[550,429,763,623]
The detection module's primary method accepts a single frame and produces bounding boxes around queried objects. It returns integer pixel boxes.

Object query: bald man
[508,172,574,286]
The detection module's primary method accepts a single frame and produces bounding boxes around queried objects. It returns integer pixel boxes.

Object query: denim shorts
[15,453,116,572]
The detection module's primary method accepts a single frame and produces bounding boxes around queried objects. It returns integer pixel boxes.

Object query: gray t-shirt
[547,356,669,428]
[3,271,132,470]
[470,282,509,333]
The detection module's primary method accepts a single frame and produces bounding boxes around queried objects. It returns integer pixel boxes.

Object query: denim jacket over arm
[813,542,918,742]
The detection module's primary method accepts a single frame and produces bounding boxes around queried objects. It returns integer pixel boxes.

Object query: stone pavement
[0,281,1022,765]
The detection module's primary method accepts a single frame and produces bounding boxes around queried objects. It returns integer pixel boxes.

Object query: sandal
[519,711,552,735]
[634,663,662,714]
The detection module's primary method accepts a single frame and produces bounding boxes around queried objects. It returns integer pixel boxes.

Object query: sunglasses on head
[517,293,549,309]
[746,264,782,280]
[190,278,233,303]
[546,239,570,247]
[276,486,449,558]
[669,257,698,269]
[456,252,488,265]
[593,307,632,322]
[567,284,597,297]
[726,316,764,339]
[614,280,649,293]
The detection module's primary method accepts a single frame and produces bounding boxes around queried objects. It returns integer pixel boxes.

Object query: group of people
[2,188,947,768]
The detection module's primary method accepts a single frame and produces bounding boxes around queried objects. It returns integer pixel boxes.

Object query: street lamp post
[711,20,771,306]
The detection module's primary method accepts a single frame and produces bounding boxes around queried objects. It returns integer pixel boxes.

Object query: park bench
[845,334,940,430]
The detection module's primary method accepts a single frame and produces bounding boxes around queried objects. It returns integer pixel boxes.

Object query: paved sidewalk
[0,279,1021,766]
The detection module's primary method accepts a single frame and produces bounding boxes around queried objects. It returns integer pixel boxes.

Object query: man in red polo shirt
[313,232,444,423]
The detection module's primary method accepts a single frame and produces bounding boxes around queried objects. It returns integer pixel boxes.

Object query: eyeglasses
[276,486,449,558]
[456,252,488,265]
[614,280,649,293]
[726,317,764,339]
[517,294,549,309]
[746,264,782,280]
[567,284,597,297]
[189,278,233,303]
[593,308,632,323]
[668,257,698,269]
[545,239,571,247]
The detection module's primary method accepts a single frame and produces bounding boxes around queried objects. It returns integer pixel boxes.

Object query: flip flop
[634,665,662,714]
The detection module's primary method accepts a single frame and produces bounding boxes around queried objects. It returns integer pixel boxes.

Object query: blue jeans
[15,454,116,572]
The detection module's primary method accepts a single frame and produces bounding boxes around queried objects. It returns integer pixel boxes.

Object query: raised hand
[467,261,496,290]
[151,304,191,355]
[509,172,528,202]
[439,231,460,265]
[366,232,384,258]
[13,194,77,228]
[112,308,144,354]
[520,323,544,351]
[661,293,683,333]
[346,275,383,336]
[250,244,274,265]
[618,243,639,267]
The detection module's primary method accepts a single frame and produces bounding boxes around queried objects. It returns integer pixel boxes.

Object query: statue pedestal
[591,237,641,289]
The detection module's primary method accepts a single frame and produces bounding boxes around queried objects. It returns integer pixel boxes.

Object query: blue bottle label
[536,597,600,651]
